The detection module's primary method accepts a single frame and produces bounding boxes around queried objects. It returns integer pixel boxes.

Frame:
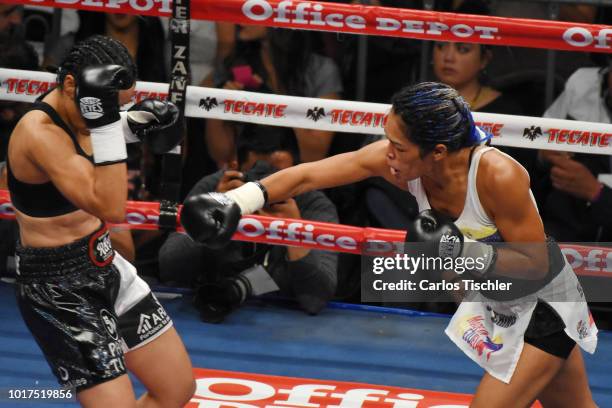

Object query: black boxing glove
[76,64,134,165]
[181,193,242,249]
[181,182,268,248]
[406,209,496,277]
[121,99,183,154]
[77,64,132,128]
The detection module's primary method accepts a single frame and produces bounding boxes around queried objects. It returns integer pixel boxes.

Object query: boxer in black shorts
[7,35,194,407]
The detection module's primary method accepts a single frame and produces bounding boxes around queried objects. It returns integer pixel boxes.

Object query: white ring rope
[2,68,612,155]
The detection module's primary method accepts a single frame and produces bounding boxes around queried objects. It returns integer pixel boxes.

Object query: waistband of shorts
[16,223,110,278]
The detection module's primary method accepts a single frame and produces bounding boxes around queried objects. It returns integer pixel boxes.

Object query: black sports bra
[7,102,93,217]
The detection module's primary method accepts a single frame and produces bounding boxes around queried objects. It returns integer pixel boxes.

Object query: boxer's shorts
[15,224,172,391]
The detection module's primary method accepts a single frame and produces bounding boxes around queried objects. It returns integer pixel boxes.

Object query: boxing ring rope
[0,189,609,278]
[6,0,612,53]
[1,0,610,280]
[2,68,612,155]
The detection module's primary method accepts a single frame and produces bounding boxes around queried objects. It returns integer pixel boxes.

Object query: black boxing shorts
[524,301,575,359]
[14,224,173,392]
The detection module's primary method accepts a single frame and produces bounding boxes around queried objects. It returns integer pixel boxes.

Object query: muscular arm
[479,151,548,279]
[28,123,128,222]
[261,139,392,203]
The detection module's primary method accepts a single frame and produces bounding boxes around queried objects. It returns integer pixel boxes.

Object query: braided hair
[391,82,486,156]
[57,35,136,87]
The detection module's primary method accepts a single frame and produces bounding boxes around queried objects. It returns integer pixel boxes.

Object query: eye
[457,44,471,54]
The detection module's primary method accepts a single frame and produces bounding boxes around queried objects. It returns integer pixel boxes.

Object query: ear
[62,74,77,101]
[431,144,448,161]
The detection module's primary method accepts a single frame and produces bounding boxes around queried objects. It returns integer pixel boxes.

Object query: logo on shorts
[58,366,70,381]
[89,228,114,267]
[79,97,104,120]
[100,309,119,341]
[486,305,517,328]
[136,305,170,341]
[457,315,503,361]
[306,107,325,122]
[523,126,543,141]
[577,320,590,339]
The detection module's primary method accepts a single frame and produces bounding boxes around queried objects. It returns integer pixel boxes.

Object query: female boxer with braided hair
[183,82,598,407]
[7,35,194,407]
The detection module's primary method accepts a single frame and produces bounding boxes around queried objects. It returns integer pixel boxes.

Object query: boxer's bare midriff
[17,210,101,248]
[9,100,104,248]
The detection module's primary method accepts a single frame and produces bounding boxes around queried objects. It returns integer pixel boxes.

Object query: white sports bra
[406,146,537,243]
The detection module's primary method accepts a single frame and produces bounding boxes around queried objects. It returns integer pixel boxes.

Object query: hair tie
[466,110,492,145]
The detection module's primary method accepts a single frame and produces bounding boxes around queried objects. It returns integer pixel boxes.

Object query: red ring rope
[6,0,612,53]
[0,189,609,278]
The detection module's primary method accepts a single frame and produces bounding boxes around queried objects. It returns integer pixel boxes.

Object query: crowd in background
[0,0,611,323]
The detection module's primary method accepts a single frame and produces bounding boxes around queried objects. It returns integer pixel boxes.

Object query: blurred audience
[538,58,612,242]
[207,26,342,166]
[159,124,338,322]
[0,4,23,39]
[44,12,167,82]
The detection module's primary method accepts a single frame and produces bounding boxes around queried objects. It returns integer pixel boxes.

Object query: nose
[443,47,456,62]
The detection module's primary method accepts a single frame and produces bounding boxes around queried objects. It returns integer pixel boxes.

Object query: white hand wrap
[90,119,128,165]
[226,182,266,215]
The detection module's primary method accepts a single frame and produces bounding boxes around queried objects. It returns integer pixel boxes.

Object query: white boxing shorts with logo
[15,224,173,392]
[445,259,597,384]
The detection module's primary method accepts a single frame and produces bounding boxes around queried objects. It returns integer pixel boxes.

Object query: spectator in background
[432,0,535,174]
[44,12,167,82]
[206,26,342,166]
[159,124,338,322]
[0,4,22,38]
[538,58,612,242]
[463,0,596,84]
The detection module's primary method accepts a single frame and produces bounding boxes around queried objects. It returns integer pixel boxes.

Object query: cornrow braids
[391,82,475,157]
[57,35,137,87]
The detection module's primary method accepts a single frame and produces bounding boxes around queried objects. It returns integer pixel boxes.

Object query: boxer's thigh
[471,342,564,408]
[125,327,195,407]
[537,346,597,408]
[77,375,137,408]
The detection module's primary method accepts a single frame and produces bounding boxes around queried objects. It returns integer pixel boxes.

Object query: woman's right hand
[223,81,245,91]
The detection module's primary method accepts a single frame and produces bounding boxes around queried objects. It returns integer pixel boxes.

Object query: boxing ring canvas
[0,282,610,407]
